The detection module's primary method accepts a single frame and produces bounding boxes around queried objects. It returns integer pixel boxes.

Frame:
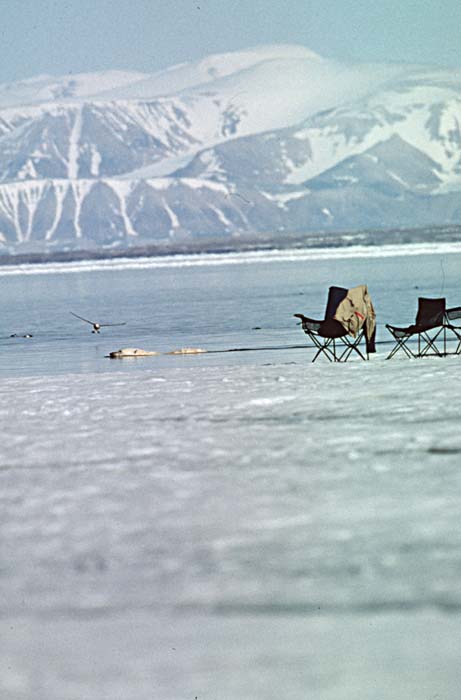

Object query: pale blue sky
[1,0,460,83]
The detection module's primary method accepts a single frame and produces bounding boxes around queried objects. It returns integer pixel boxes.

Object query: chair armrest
[446,306,461,322]
[294,314,322,333]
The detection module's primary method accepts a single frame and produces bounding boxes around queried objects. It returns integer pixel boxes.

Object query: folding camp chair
[386,297,461,359]
[294,286,369,362]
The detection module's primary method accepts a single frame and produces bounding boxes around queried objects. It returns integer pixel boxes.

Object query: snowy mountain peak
[0,70,148,110]
[1,44,461,253]
[89,44,326,102]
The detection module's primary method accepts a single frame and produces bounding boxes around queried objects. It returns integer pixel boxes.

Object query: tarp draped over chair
[386,297,461,359]
[294,284,376,362]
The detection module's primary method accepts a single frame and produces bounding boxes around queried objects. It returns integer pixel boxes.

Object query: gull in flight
[70,312,127,334]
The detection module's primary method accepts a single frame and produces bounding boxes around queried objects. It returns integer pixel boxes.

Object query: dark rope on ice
[205,338,400,354]
[206,343,312,354]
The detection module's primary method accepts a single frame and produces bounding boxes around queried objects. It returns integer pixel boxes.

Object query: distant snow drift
[2,44,461,252]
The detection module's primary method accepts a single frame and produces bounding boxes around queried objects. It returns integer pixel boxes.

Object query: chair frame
[296,316,368,363]
[386,300,461,359]
[386,323,453,359]
[295,285,374,363]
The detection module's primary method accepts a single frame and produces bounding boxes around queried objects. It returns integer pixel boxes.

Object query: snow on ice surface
[2,359,461,699]
[2,251,461,699]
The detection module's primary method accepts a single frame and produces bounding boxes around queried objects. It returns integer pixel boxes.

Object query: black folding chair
[386,297,461,359]
[294,286,368,362]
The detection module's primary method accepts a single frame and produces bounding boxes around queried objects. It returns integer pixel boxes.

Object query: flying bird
[70,312,126,334]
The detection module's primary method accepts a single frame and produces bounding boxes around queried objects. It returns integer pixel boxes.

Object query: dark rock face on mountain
[1,46,461,253]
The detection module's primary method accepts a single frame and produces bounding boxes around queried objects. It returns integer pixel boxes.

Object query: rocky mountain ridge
[1,45,461,253]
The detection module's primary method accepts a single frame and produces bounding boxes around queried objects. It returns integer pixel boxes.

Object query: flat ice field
[2,246,461,699]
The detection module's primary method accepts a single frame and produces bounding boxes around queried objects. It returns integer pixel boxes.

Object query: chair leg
[386,335,416,359]
[419,327,444,356]
[338,336,367,362]
[310,335,336,363]
[305,329,368,363]
[446,325,461,354]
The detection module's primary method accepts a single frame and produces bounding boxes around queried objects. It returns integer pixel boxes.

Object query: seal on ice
[109,348,160,358]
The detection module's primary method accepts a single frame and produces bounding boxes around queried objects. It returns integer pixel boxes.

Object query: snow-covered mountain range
[1,44,461,253]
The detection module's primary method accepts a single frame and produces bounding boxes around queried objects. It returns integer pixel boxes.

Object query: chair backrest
[324,286,348,319]
[415,297,446,328]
